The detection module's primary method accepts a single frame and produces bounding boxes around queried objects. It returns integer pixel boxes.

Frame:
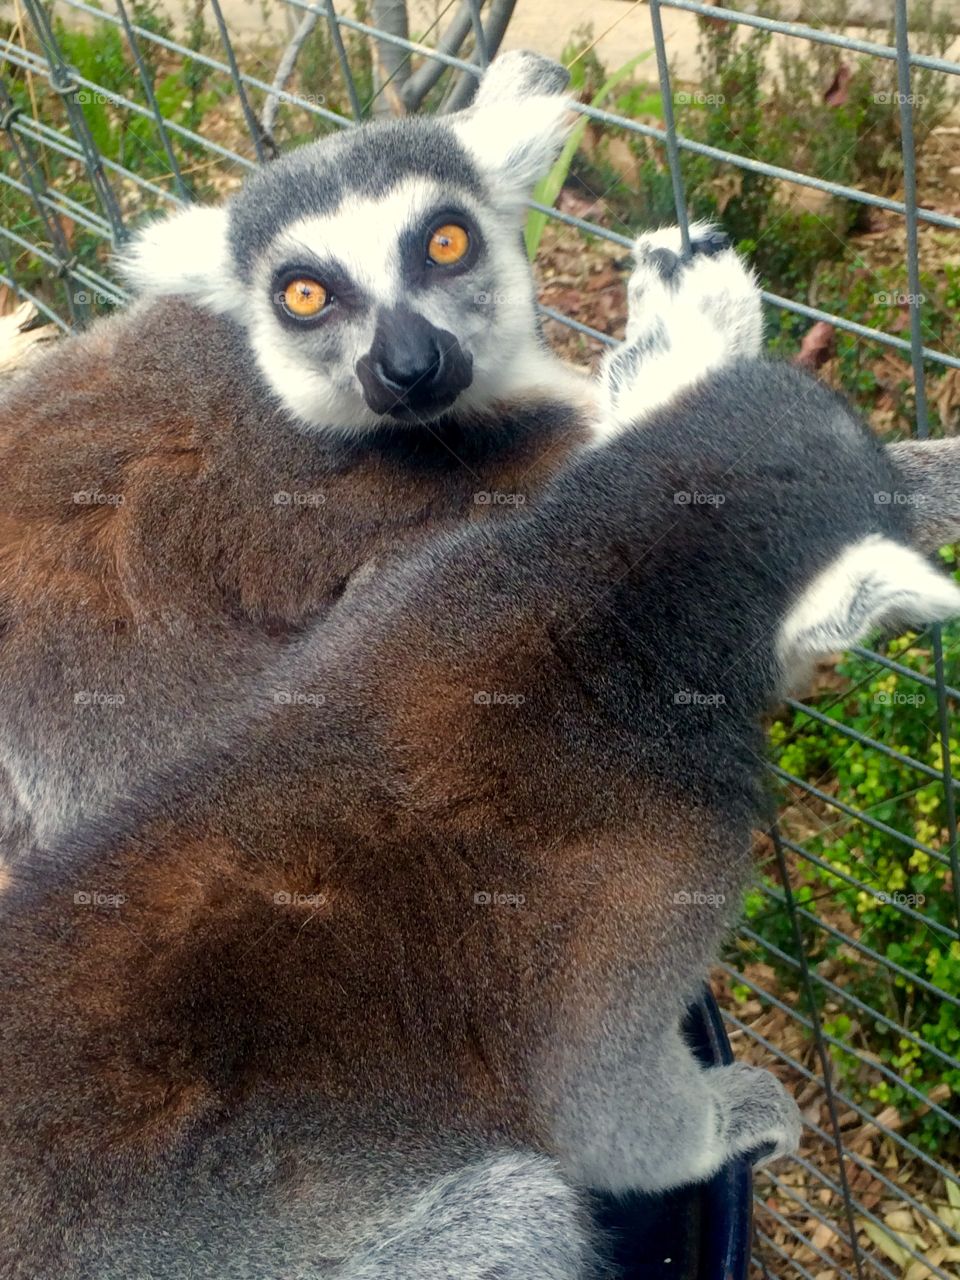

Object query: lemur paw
[592,222,763,442]
[621,223,705,318]
[625,223,762,354]
[623,221,728,300]
[687,227,732,259]
[716,1063,802,1167]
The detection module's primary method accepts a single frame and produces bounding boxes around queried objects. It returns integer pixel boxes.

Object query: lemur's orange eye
[282,278,327,318]
[427,223,469,266]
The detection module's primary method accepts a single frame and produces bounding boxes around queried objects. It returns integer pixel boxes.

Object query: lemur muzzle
[356,305,474,419]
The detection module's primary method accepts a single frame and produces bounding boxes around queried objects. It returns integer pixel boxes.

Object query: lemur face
[227,125,544,427]
[119,53,575,434]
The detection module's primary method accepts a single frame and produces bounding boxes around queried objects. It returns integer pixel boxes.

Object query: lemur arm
[886,438,960,551]
[589,231,960,555]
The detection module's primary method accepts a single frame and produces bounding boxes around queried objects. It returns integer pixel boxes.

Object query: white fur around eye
[275,179,442,303]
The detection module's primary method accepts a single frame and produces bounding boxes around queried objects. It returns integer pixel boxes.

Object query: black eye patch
[399,207,483,288]
[268,254,368,329]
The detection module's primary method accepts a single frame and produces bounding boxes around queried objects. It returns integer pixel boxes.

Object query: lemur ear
[777,535,960,673]
[470,49,571,106]
[115,204,234,312]
[450,50,575,208]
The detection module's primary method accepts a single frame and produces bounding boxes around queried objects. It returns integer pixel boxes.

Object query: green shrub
[745,579,960,1155]
[765,258,960,435]
[640,0,960,300]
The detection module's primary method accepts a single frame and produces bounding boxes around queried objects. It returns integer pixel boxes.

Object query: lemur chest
[190,418,582,629]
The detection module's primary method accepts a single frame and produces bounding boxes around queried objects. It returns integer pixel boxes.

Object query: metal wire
[766,821,866,1280]
[754,1232,822,1280]
[737,926,960,1094]
[723,1002,960,1196]
[753,882,960,1012]
[2,3,959,1278]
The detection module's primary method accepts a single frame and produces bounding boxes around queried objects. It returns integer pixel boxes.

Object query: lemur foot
[714,1063,802,1167]
[594,222,764,440]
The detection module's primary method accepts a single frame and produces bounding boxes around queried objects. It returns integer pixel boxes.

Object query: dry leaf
[861,1220,912,1269]
[794,321,836,373]
[824,63,852,108]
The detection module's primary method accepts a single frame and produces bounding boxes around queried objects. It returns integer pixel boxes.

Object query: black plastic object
[593,988,752,1280]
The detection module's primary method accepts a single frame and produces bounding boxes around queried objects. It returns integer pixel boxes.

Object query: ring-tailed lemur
[3,239,960,1279]
[0,45,775,860]
[0,52,590,855]
[119,54,581,431]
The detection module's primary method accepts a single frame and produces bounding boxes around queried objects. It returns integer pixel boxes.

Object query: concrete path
[498,1,960,83]
[135,0,960,79]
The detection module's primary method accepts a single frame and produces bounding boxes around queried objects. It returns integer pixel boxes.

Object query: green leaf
[524,51,652,261]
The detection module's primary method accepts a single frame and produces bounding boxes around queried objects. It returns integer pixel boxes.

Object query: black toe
[647,246,682,282]
[689,229,732,258]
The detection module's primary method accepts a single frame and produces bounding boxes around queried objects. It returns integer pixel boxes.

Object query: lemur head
[119,52,575,433]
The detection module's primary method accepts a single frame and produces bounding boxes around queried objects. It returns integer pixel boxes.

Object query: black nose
[373,339,441,397]
[356,306,473,419]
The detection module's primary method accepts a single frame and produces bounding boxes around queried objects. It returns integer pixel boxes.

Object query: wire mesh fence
[2,1,960,1276]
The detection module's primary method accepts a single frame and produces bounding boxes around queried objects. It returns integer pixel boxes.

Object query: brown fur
[0,704,730,1267]
[0,295,589,847]
[0,301,582,623]
[6,355,955,1274]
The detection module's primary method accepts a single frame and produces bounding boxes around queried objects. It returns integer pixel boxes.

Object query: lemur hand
[594,222,763,440]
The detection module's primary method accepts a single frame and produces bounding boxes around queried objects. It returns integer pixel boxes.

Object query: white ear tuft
[451,92,576,208]
[778,535,960,671]
[115,204,235,313]
[471,50,570,107]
